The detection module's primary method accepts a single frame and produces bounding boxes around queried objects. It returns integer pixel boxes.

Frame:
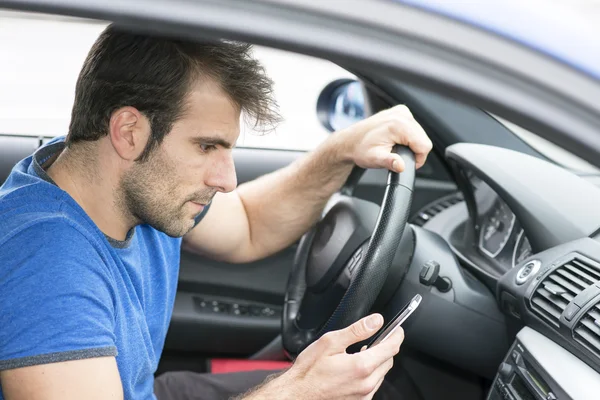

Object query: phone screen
[367,294,422,348]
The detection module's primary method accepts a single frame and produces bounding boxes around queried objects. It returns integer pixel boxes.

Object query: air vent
[574,299,600,356]
[531,258,600,328]
[411,192,464,227]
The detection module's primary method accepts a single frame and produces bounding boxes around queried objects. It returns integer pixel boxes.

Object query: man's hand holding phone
[251,314,404,400]
[367,294,422,349]
[245,295,421,399]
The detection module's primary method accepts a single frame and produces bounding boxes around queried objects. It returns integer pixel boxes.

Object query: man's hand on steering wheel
[336,104,433,172]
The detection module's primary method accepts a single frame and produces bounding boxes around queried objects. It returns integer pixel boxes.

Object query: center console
[487,327,600,400]
[487,334,561,400]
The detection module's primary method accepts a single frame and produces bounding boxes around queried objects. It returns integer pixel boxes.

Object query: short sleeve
[0,220,118,370]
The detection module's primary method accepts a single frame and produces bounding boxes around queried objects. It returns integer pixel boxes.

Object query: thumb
[380,152,405,173]
[328,314,384,352]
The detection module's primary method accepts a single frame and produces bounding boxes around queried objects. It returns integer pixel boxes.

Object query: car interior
[2,9,600,400]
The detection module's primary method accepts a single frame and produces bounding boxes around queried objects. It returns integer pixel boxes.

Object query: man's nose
[206,151,237,193]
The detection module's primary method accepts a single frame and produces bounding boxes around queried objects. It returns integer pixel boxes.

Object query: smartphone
[367,294,422,348]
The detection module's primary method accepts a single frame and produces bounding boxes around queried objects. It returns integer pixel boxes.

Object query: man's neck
[46,146,134,241]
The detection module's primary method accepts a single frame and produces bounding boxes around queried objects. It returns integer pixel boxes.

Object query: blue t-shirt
[0,138,209,399]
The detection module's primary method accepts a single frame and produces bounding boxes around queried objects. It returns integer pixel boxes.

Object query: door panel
[164,146,456,356]
[165,248,294,355]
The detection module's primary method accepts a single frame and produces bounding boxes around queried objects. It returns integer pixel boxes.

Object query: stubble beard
[117,149,215,238]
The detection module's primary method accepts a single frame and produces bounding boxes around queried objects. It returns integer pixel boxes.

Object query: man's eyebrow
[190,136,233,149]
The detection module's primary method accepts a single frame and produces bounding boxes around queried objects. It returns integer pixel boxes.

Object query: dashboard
[415,167,537,285]
[397,143,600,399]
[469,172,533,270]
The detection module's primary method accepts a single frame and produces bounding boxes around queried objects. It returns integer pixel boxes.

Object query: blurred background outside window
[1,0,599,172]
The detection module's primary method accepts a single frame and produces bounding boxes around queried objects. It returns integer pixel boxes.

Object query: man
[0,25,432,400]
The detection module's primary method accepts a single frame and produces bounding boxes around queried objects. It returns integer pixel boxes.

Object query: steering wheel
[282,146,416,356]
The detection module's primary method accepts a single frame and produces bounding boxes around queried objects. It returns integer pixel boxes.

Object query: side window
[239,46,356,151]
[0,13,106,138]
[0,14,355,152]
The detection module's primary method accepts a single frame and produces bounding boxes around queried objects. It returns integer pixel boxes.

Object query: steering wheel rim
[282,146,416,356]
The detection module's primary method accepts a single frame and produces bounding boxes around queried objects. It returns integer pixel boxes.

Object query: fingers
[352,105,432,172]
[370,150,405,173]
[357,326,404,368]
[290,314,401,400]
[387,118,432,170]
[365,376,386,399]
[347,327,403,392]
[318,314,383,354]
[406,122,432,169]
[351,328,401,399]
[353,104,412,132]
[412,137,432,170]
[354,357,394,399]
[389,154,405,173]
[383,105,432,169]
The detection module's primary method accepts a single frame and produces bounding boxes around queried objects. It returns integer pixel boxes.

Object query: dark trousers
[155,369,406,400]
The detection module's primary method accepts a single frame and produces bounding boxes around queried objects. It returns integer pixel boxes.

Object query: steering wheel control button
[419,260,452,293]
[563,303,581,322]
[347,247,364,275]
[515,260,541,285]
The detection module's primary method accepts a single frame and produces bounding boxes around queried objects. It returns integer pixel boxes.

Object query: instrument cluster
[469,171,533,269]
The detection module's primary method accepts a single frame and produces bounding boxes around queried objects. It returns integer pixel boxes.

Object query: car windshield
[491,114,600,175]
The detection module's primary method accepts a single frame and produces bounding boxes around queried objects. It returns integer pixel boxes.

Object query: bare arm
[183,105,432,263]
[183,133,353,263]
[0,357,123,400]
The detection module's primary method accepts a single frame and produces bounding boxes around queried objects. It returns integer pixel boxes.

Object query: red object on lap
[210,359,292,374]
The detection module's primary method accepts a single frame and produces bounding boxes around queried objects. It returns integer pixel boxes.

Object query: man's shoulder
[0,170,104,244]
[0,198,98,245]
[0,198,112,285]
[0,217,104,267]
[0,135,68,211]
[0,210,116,311]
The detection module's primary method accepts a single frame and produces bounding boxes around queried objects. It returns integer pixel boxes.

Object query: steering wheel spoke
[295,284,345,330]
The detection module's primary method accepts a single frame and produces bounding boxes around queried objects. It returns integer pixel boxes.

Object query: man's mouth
[186,192,215,212]
[189,201,206,212]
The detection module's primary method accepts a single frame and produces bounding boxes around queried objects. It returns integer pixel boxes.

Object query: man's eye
[200,144,217,153]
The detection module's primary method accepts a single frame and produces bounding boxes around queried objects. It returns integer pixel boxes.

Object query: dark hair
[67,24,280,161]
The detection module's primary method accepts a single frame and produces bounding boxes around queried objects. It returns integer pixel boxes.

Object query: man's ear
[108,106,151,161]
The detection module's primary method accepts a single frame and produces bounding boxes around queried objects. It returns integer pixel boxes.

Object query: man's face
[119,80,240,237]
